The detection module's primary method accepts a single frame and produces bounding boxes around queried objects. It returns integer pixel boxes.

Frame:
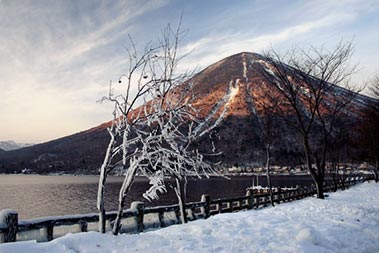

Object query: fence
[0,175,372,244]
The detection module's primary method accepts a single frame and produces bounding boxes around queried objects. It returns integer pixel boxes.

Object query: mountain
[0,126,109,174]
[0,140,34,151]
[175,52,372,166]
[0,52,375,174]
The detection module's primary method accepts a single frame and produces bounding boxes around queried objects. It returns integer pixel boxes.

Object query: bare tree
[326,124,349,191]
[140,26,222,224]
[97,21,222,235]
[96,40,160,233]
[96,23,186,234]
[261,41,361,199]
[357,75,379,182]
[253,82,280,206]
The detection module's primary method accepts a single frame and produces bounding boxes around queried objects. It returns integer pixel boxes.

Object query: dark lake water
[0,174,315,219]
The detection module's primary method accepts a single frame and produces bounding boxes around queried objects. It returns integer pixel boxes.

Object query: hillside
[174,52,372,166]
[0,128,109,174]
[0,52,375,174]
[0,141,34,151]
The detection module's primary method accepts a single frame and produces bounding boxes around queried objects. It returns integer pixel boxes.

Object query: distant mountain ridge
[0,140,34,151]
[0,52,376,174]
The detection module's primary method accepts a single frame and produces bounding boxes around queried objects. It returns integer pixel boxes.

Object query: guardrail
[0,175,372,243]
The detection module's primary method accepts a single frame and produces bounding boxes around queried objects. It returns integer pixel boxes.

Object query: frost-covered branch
[98,18,223,235]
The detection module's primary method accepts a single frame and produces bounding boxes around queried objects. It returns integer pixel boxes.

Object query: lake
[0,174,315,219]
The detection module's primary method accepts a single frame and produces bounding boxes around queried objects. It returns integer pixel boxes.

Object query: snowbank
[1,182,378,253]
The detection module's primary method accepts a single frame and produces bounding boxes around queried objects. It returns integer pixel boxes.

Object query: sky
[0,0,378,144]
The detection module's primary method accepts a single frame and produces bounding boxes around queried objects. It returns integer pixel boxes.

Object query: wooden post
[300,188,305,199]
[296,185,300,199]
[187,208,193,221]
[237,200,242,210]
[0,210,18,243]
[201,194,210,219]
[158,210,165,228]
[246,189,253,210]
[226,201,232,212]
[255,196,260,209]
[79,220,88,232]
[190,208,196,221]
[277,188,282,203]
[131,201,144,233]
[46,224,54,241]
[263,196,268,207]
[175,209,181,224]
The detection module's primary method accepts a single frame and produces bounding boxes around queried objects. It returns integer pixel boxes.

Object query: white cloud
[0,0,170,143]
[179,11,358,72]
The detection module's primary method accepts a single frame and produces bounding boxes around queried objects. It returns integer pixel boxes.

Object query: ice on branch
[143,171,167,201]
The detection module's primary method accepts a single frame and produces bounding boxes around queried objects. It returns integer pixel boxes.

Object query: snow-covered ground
[1,182,378,253]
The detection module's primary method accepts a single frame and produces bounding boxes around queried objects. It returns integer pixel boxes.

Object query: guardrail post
[237,200,242,210]
[158,210,165,228]
[246,189,253,210]
[46,223,54,241]
[201,194,210,219]
[0,209,18,243]
[277,188,282,203]
[255,195,260,209]
[131,201,145,233]
[296,185,301,199]
[226,201,232,212]
[191,207,197,220]
[175,209,181,224]
[263,196,268,207]
[79,220,88,232]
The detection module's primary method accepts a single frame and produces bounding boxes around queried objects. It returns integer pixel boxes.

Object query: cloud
[0,0,170,143]
[0,0,378,143]
[179,10,358,72]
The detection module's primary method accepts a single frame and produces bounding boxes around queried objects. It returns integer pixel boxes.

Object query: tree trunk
[266,173,274,207]
[265,145,274,207]
[175,176,188,224]
[97,129,114,233]
[112,164,138,235]
[302,137,325,199]
[330,164,338,192]
[375,159,379,183]
[331,173,338,192]
[112,197,126,235]
[97,172,107,233]
[315,176,325,199]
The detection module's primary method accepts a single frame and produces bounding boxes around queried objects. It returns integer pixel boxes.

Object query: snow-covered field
[1,182,378,253]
